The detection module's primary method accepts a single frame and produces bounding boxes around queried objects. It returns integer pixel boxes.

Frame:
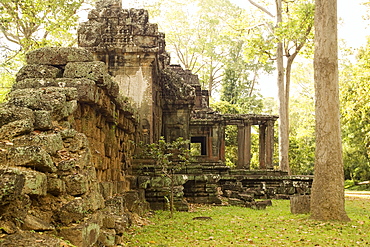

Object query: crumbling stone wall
[0,47,148,247]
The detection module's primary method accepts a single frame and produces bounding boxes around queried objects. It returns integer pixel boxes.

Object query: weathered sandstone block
[8,146,56,173]
[16,64,62,82]
[13,133,63,156]
[0,168,25,205]
[0,119,34,139]
[47,177,66,196]
[9,87,78,120]
[58,217,101,247]
[21,170,48,195]
[64,174,89,196]
[0,105,35,127]
[22,214,55,231]
[12,78,59,90]
[33,110,53,130]
[64,61,107,83]
[26,47,93,65]
[290,195,311,214]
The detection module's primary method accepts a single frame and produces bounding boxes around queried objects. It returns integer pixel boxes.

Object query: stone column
[237,122,252,169]
[266,120,274,169]
[220,125,226,162]
[245,123,251,170]
[237,124,245,169]
[259,124,266,169]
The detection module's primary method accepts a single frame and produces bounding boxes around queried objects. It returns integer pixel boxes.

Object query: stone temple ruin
[0,1,312,246]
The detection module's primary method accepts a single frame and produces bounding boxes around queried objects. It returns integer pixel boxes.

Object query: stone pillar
[266,121,274,169]
[245,123,251,170]
[237,122,251,169]
[259,124,266,169]
[219,124,226,162]
[237,124,245,169]
[207,134,213,158]
[112,53,158,144]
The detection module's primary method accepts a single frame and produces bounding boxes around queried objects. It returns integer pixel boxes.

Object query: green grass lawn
[123,197,370,246]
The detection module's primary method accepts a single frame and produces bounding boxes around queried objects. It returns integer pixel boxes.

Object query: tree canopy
[0,0,87,53]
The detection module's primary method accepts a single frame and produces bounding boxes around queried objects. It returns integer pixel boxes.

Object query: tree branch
[247,0,275,18]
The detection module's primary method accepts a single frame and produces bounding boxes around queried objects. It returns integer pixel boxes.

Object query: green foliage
[244,0,314,61]
[136,136,192,217]
[220,36,273,111]
[146,0,275,97]
[274,0,315,57]
[340,38,370,181]
[261,97,278,115]
[124,198,370,246]
[0,0,88,52]
[0,72,14,102]
[210,100,241,115]
[288,62,315,175]
[137,136,192,170]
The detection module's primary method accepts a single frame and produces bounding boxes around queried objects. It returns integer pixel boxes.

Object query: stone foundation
[133,161,313,210]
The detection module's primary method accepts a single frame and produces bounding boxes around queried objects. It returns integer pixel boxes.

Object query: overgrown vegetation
[123,198,370,246]
[135,137,192,217]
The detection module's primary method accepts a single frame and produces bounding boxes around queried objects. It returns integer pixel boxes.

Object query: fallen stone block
[290,195,311,214]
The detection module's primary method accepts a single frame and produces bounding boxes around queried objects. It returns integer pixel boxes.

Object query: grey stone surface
[16,64,62,82]
[21,170,48,195]
[0,119,34,139]
[9,87,78,120]
[33,110,53,130]
[63,61,107,83]
[0,168,25,205]
[22,214,55,231]
[8,146,56,173]
[64,174,89,196]
[26,47,93,65]
[0,105,35,127]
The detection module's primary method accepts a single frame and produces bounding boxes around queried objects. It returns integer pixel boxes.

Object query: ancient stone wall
[0,47,148,247]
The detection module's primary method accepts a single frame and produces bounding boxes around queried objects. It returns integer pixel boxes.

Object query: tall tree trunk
[283,55,297,173]
[310,0,350,221]
[276,0,290,173]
